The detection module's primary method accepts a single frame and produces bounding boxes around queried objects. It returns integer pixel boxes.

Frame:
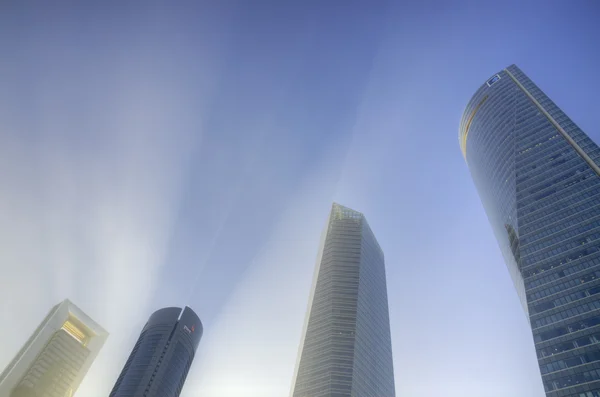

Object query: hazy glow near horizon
[1,2,600,397]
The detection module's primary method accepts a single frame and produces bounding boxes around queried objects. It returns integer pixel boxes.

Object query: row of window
[545,107,574,129]
[293,382,352,397]
[43,333,87,369]
[545,368,600,392]
[518,164,587,204]
[536,315,600,343]
[473,140,513,191]
[524,234,598,269]
[486,147,514,197]
[523,202,600,242]
[520,183,600,226]
[531,285,600,315]
[556,128,593,148]
[525,248,600,288]
[469,124,511,169]
[516,120,558,150]
[143,338,171,395]
[516,148,567,179]
[564,122,591,142]
[521,205,600,245]
[109,330,165,395]
[548,122,586,147]
[541,350,600,375]
[516,149,573,185]
[538,332,600,358]
[510,70,600,282]
[24,354,76,392]
[572,136,600,159]
[517,152,574,187]
[516,136,569,173]
[517,74,555,106]
[514,102,544,125]
[523,237,600,273]
[534,299,600,329]
[568,391,600,397]
[522,221,600,258]
[517,134,557,156]
[528,269,600,302]
[519,169,594,209]
[510,97,564,133]
[472,94,516,141]
[514,95,539,116]
[546,108,570,124]
[152,341,194,396]
[521,178,599,225]
[517,131,564,162]
[575,138,600,157]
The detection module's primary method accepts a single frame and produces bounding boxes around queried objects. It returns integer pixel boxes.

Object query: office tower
[460,64,600,396]
[290,203,395,397]
[109,306,202,397]
[0,299,108,397]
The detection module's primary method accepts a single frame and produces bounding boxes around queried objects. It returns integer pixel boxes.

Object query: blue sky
[1,1,600,396]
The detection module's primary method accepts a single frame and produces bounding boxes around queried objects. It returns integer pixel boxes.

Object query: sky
[1,1,600,397]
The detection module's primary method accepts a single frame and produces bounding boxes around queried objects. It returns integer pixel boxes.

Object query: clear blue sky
[1,1,599,396]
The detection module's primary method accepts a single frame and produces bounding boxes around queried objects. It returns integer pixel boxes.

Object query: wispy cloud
[0,64,202,396]
[183,167,341,397]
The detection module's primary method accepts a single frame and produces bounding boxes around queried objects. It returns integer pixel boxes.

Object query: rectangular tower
[461,64,600,396]
[290,203,395,397]
[0,299,108,397]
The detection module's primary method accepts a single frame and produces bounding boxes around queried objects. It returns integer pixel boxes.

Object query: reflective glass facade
[461,64,600,397]
[109,306,202,397]
[290,203,395,397]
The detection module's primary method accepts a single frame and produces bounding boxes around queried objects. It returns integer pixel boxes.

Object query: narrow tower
[290,203,396,397]
[461,64,600,396]
[0,299,108,397]
[109,306,202,397]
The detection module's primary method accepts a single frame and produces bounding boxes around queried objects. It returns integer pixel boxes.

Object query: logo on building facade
[486,74,501,87]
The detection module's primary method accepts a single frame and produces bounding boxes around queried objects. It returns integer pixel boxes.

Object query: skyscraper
[290,203,395,397]
[109,306,202,397]
[0,299,108,397]
[461,64,600,396]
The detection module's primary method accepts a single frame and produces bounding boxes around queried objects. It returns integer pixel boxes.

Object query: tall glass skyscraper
[290,203,395,397]
[109,306,202,397]
[461,64,600,397]
[0,299,108,397]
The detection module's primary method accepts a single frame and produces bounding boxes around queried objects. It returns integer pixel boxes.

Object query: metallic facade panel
[461,64,600,396]
[290,203,395,397]
[109,306,202,397]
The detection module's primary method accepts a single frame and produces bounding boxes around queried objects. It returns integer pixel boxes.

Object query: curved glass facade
[461,64,600,396]
[109,306,202,397]
[290,203,395,397]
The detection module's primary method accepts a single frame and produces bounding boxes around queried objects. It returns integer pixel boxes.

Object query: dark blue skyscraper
[461,64,600,396]
[290,203,395,397]
[109,306,202,397]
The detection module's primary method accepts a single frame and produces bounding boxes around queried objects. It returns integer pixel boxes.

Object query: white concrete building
[0,299,108,397]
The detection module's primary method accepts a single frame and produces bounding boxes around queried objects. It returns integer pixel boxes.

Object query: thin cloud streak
[0,63,203,397]
[184,166,342,397]
[2,3,599,397]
